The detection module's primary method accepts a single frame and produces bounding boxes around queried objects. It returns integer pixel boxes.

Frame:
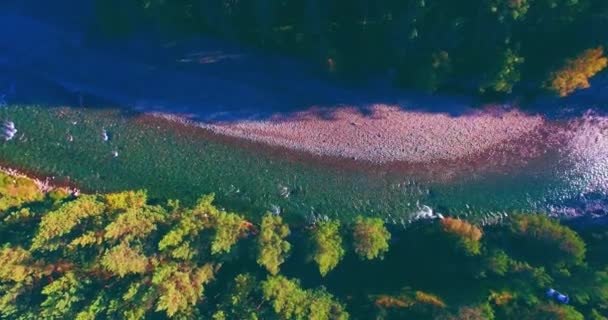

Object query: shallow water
[1,106,607,224]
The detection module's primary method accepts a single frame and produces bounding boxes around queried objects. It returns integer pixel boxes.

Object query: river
[0,1,607,224]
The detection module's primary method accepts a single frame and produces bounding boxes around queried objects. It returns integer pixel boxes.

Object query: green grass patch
[0,171,44,212]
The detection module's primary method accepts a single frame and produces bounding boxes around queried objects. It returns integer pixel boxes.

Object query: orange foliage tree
[440,217,483,255]
[415,291,447,309]
[548,47,608,97]
[374,295,414,309]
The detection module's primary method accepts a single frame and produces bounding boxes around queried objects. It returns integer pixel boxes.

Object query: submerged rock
[278,185,290,198]
[270,204,281,215]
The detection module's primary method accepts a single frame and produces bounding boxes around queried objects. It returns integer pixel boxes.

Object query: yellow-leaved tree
[257,213,291,275]
[548,47,608,97]
[310,220,345,276]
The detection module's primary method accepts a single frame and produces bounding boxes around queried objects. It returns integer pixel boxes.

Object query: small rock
[2,121,17,141]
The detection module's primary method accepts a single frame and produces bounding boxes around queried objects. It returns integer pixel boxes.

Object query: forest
[96,0,608,97]
[1,171,607,319]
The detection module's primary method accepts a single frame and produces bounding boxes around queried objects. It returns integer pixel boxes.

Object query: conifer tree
[257,213,291,275]
[152,263,217,317]
[352,216,391,260]
[440,217,483,256]
[101,242,149,277]
[311,220,345,276]
[31,195,106,251]
[262,275,349,320]
[210,210,249,254]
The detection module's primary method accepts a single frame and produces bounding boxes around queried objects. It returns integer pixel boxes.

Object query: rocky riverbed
[204,105,545,164]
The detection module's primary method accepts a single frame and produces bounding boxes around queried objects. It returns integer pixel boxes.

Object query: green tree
[448,303,495,320]
[485,250,511,276]
[158,194,217,259]
[352,216,391,260]
[40,272,89,319]
[0,246,43,284]
[48,187,71,204]
[104,205,166,242]
[257,213,291,275]
[509,214,586,266]
[101,242,149,277]
[440,217,483,256]
[489,0,531,21]
[152,263,217,317]
[480,48,524,94]
[566,267,608,310]
[123,0,607,96]
[262,275,307,318]
[589,309,607,320]
[3,170,608,319]
[214,274,262,320]
[105,190,148,211]
[526,303,585,320]
[31,195,106,251]
[210,210,249,254]
[75,293,106,320]
[262,275,348,320]
[311,220,345,276]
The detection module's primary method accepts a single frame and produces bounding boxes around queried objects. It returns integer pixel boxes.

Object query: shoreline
[3,159,606,228]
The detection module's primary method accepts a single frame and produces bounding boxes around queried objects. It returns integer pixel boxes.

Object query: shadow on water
[0,0,480,121]
[2,0,607,122]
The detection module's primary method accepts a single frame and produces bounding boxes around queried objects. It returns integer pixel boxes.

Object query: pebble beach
[204,105,547,164]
